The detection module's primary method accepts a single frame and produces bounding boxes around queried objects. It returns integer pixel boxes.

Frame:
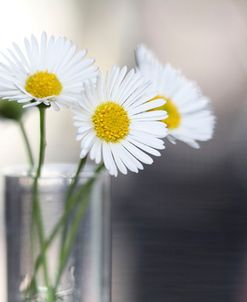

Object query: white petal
[128,98,165,115]
[110,145,128,175]
[80,148,89,158]
[121,140,153,165]
[89,139,101,161]
[115,143,143,173]
[102,142,118,176]
[127,137,162,156]
[131,110,167,121]
[135,45,215,146]
[130,131,165,149]
[0,33,96,109]
[131,121,167,138]
[80,131,96,149]
[95,141,102,164]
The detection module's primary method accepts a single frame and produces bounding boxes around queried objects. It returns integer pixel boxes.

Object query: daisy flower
[135,45,215,148]
[0,32,97,110]
[73,66,168,176]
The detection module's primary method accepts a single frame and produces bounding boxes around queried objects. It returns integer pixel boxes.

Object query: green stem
[19,119,34,168]
[32,106,53,300]
[18,119,36,294]
[54,179,94,289]
[54,164,104,289]
[66,157,87,201]
[27,186,84,296]
[36,106,46,182]
[57,157,87,283]
[27,163,104,296]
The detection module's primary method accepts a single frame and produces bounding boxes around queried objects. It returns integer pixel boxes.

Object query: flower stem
[56,157,87,282]
[19,119,34,168]
[27,163,104,296]
[54,183,92,289]
[31,105,53,300]
[54,163,105,290]
[66,157,87,200]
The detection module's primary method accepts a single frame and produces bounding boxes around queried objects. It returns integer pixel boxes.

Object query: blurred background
[1,0,247,301]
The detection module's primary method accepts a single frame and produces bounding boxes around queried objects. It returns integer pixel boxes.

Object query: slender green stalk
[54,181,93,289]
[65,157,87,201]
[56,157,87,287]
[54,164,105,290]
[31,106,53,301]
[18,119,36,294]
[19,119,34,168]
[26,183,86,296]
[27,163,104,296]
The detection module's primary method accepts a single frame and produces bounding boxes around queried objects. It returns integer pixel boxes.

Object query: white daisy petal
[118,70,144,105]
[110,66,128,100]
[80,131,96,150]
[50,102,60,111]
[121,140,153,165]
[73,66,167,176]
[76,123,92,133]
[0,32,97,109]
[95,142,102,164]
[167,135,177,144]
[110,145,128,175]
[123,81,151,109]
[128,98,165,115]
[127,137,161,157]
[114,144,141,173]
[76,134,84,141]
[13,42,30,70]
[89,139,101,161]
[116,69,135,102]
[102,143,118,176]
[172,134,200,149]
[105,65,120,99]
[130,131,165,150]
[23,101,42,108]
[135,44,215,148]
[131,121,167,138]
[80,148,88,158]
[131,110,167,121]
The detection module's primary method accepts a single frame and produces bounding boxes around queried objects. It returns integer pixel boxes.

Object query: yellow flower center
[92,101,130,143]
[25,71,62,98]
[151,95,181,129]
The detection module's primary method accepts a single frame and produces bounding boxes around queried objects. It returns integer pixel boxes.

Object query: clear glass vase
[3,164,111,302]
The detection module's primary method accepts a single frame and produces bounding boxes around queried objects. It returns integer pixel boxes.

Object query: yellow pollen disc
[25,71,62,98]
[92,101,130,143]
[150,95,181,129]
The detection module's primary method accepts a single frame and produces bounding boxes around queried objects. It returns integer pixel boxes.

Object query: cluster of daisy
[0,33,215,176]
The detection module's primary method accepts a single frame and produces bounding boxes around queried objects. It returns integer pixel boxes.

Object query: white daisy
[73,66,168,176]
[0,32,98,110]
[135,45,215,148]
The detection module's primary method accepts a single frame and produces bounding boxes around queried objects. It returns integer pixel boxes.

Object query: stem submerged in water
[56,157,87,284]
[31,105,54,301]
[26,162,105,298]
[54,163,105,291]
[54,185,91,289]
[66,157,87,200]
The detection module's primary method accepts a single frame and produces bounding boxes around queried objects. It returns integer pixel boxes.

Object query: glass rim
[1,162,102,180]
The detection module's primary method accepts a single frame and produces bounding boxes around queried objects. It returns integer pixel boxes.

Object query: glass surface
[3,164,111,302]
